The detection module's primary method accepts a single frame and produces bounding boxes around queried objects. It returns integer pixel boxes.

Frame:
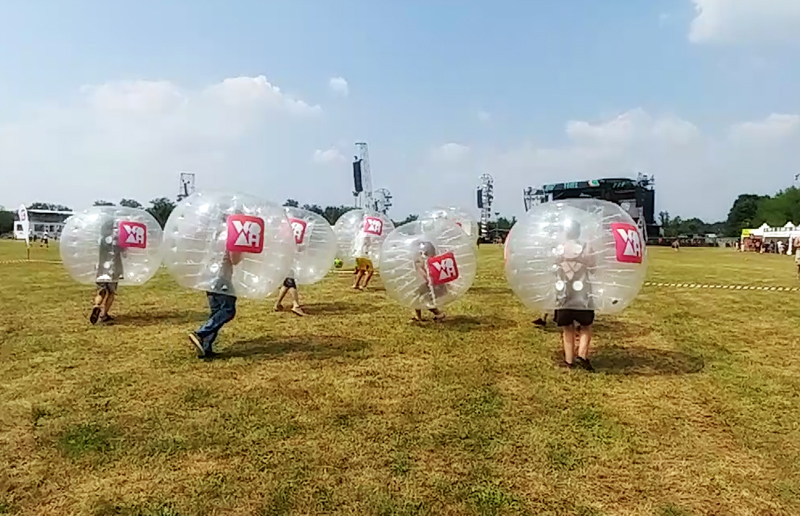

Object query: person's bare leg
[562,325,576,365]
[353,271,363,289]
[413,309,423,321]
[577,324,593,359]
[289,288,305,315]
[362,271,374,289]
[102,293,115,318]
[274,286,288,310]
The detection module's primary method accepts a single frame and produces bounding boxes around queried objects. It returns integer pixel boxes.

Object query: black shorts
[554,309,594,327]
[283,277,297,289]
[96,282,118,295]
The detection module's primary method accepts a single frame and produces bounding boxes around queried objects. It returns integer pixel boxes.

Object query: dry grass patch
[1,242,799,515]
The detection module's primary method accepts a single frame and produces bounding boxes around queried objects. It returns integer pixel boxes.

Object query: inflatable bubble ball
[283,207,337,285]
[380,218,478,310]
[162,191,295,299]
[60,206,163,286]
[333,209,395,269]
[505,198,647,314]
[420,206,479,241]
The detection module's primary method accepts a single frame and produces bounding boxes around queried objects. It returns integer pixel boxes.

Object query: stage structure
[373,188,393,214]
[523,173,658,239]
[352,142,393,214]
[178,172,196,201]
[476,174,494,239]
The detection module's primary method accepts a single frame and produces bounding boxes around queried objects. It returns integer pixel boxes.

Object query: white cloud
[688,0,800,45]
[728,113,800,142]
[430,142,470,163]
[0,76,327,209]
[312,147,347,165]
[328,76,349,97]
[418,109,800,221]
[477,110,491,122]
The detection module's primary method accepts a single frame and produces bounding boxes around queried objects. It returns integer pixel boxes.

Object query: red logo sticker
[289,218,307,245]
[119,221,147,249]
[364,217,383,236]
[611,223,643,264]
[427,252,460,285]
[227,215,264,254]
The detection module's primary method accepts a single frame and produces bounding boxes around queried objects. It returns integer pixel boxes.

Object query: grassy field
[1,241,800,516]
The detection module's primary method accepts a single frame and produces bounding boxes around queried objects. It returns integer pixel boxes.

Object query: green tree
[120,199,143,209]
[755,187,800,228]
[93,200,115,206]
[392,214,418,226]
[28,202,72,211]
[301,204,324,216]
[726,194,769,236]
[147,197,176,228]
[0,210,14,234]
[322,205,355,225]
[283,199,300,208]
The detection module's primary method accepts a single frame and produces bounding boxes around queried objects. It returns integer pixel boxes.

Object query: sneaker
[202,350,219,360]
[99,316,115,326]
[575,357,595,372]
[559,361,574,369]
[188,332,205,358]
[532,318,546,328]
[89,306,101,325]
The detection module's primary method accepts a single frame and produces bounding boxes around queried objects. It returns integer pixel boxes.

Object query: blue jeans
[196,293,237,353]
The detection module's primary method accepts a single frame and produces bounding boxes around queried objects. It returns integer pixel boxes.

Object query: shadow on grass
[534,318,654,339]
[433,315,514,332]
[300,301,375,316]
[550,346,704,375]
[114,309,208,326]
[223,335,369,360]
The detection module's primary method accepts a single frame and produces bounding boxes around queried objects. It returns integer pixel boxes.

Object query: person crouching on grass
[352,257,374,290]
[189,217,242,359]
[553,220,596,372]
[274,277,306,316]
[91,218,125,325]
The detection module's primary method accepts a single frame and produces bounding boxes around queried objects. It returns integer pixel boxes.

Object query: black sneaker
[575,357,595,372]
[202,351,219,360]
[533,318,546,328]
[89,306,101,325]
[560,361,574,369]
[99,315,115,325]
[188,332,205,358]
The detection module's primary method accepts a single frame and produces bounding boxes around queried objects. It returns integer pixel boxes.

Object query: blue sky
[1,0,799,221]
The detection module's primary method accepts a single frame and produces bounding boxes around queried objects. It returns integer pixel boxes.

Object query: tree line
[658,186,800,238]
[4,186,797,238]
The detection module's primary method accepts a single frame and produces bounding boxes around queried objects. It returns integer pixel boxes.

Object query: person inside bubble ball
[274,277,305,316]
[412,240,446,322]
[188,212,243,359]
[352,231,375,291]
[554,218,596,372]
[91,218,125,325]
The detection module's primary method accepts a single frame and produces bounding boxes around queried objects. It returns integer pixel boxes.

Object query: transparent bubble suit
[333,209,395,269]
[420,206,479,241]
[505,199,647,314]
[162,191,295,299]
[284,207,337,285]
[380,218,478,310]
[60,206,163,286]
